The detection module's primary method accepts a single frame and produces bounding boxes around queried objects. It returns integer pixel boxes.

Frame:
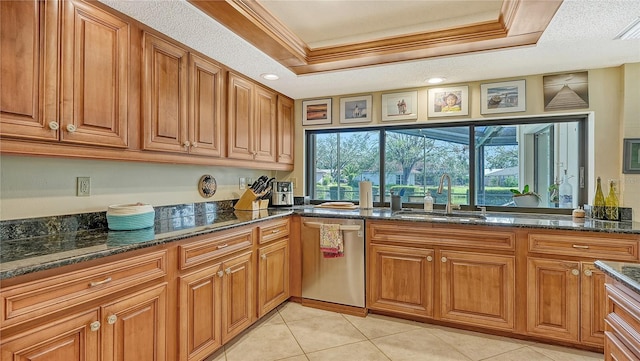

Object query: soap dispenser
[424,192,434,211]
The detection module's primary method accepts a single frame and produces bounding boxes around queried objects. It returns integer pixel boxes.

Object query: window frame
[305,114,588,213]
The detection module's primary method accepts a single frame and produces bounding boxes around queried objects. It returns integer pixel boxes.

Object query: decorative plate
[198,175,217,198]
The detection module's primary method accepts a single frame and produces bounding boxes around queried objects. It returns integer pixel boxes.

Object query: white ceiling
[99,0,640,100]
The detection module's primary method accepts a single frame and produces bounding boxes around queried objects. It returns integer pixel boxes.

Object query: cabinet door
[227,73,254,160]
[258,238,290,318]
[189,53,224,157]
[581,262,606,347]
[368,244,434,318]
[439,250,515,331]
[527,257,580,342]
[221,251,254,343]
[178,263,223,361]
[253,85,277,162]
[0,0,59,141]
[277,95,294,164]
[0,309,99,361]
[101,284,167,361]
[142,32,188,153]
[59,0,128,147]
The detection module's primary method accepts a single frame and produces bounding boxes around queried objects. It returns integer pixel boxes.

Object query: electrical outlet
[77,177,90,196]
[239,177,246,190]
[291,177,297,189]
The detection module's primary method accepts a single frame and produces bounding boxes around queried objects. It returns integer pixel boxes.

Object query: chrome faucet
[437,173,452,214]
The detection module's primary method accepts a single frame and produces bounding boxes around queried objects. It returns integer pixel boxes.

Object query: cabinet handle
[217,270,224,278]
[572,244,589,249]
[271,229,281,234]
[571,269,580,276]
[426,256,433,262]
[217,244,229,249]
[66,124,77,133]
[183,140,191,148]
[584,269,593,277]
[90,321,101,332]
[107,315,117,325]
[191,142,198,148]
[441,257,447,263]
[48,121,59,130]
[89,277,112,287]
[225,267,231,275]
[261,254,267,260]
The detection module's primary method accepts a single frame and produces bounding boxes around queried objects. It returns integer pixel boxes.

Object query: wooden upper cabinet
[59,0,129,147]
[189,53,224,157]
[142,32,189,153]
[227,72,277,162]
[1,0,60,141]
[277,95,294,164]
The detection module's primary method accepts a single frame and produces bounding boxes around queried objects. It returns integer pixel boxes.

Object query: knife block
[234,189,269,211]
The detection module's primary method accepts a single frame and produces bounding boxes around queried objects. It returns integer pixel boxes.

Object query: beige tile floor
[205,302,604,361]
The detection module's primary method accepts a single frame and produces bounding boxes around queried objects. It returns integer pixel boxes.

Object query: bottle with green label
[592,177,605,219]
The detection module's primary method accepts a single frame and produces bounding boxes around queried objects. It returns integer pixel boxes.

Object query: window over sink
[305,115,587,212]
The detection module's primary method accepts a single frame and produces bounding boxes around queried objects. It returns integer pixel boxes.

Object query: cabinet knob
[571,269,580,276]
[107,315,117,325]
[48,121,59,130]
[66,124,77,133]
[90,321,101,332]
[584,269,593,277]
[225,267,231,275]
[261,254,267,260]
[441,257,447,263]
[217,270,224,278]
[191,142,198,148]
[426,256,433,262]
[183,140,191,148]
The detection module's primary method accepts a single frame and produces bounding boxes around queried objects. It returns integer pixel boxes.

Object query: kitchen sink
[392,209,486,222]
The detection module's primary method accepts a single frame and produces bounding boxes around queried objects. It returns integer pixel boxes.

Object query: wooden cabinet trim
[1,249,167,329]
[605,331,639,361]
[178,227,254,271]
[528,232,639,261]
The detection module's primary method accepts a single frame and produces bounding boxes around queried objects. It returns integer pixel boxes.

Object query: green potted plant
[510,185,540,207]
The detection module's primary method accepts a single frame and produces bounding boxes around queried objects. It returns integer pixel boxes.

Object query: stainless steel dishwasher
[300,217,365,308]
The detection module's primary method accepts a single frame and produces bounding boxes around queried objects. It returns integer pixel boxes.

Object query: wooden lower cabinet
[179,263,223,361]
[0,309,100,361]
[605,331,638,361]
[101,284,167,361]
[257,238,290,318]
[368,243,434,318]
[221,251,254,344]
[527,258,606,346]
[439,250,515,331]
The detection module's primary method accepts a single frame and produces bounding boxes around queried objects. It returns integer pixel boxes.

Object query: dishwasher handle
[303,222,361,232]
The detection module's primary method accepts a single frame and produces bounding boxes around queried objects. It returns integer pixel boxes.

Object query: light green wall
[0,156,274,220]
[290,65,639,221]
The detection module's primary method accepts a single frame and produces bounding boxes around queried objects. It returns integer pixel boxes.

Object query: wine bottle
[605,179,619,221]
[559,170,573,208]
[592,177,605,219]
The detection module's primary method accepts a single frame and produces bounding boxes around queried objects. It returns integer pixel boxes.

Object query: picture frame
[340,95,372,123]
[427,86,469,118]
[480,80,526,114]
[623,138,640,174]
[302,98,332,126]
[381,91,418,121]
[543,71,589,111]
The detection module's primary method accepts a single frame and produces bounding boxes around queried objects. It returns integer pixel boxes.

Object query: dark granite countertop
[595,260,640,296]
[1,203,638,280]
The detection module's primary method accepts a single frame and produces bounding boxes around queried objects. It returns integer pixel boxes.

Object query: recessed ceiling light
[261,73,279,80]
[427,77,445,84]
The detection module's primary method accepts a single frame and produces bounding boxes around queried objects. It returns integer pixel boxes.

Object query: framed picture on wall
[480,80,526,114]
[427,86,469,118]
[302,98,332,126]
[623,138,640,174]
[340,95,372,123]
[381,91,418,121]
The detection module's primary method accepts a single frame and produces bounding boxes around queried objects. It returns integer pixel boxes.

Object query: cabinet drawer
[259,218,290,244]
[1,250,167,329]
[605,282,640,358]
[179,228,254,270]
[369,221,514,251]
[529,233,639,261]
